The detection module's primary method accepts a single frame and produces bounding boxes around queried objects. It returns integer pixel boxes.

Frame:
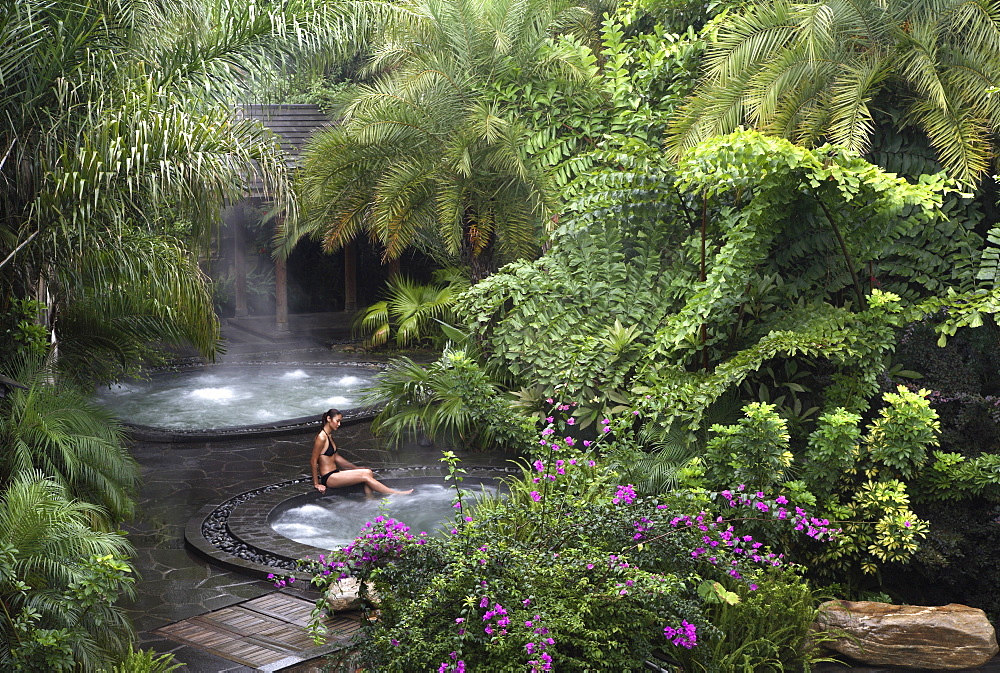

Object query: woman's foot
[392,488,414,495]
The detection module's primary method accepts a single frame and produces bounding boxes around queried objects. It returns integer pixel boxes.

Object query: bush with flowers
[605,385,983,593]
[285,405,839,671]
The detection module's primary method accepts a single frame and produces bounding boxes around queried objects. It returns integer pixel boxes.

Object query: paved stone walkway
[126,429,333,671]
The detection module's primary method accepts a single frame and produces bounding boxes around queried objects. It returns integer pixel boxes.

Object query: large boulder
[814,600,998,670]
[324,577,376,612]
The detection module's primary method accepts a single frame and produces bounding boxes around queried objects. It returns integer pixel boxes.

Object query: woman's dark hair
[323,409,342,422]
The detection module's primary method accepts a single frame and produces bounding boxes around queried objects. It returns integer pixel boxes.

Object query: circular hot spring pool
[269,477,505,552]
[92,363,378,430]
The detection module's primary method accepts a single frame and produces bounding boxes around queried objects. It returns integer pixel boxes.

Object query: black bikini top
[322,431,337,457]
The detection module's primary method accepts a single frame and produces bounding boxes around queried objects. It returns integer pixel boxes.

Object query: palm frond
[667,0,1000,184]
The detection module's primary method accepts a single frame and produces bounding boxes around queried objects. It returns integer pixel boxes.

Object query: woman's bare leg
[322,469,413,495]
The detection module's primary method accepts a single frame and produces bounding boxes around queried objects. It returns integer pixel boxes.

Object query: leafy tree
[453,131,977,432]
[667,0,1000,186]
[0,0,346,379]
[290,0,597,278]
[0,356,139,529]
[495,11,706,197]
[0,474,135,671]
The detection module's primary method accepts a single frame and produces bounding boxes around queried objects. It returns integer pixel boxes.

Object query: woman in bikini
[311,409,413,495]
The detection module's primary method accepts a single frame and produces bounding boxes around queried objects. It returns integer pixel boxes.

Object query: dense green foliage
[376,130,1000,608]
[368,346,535,450]
[0,474,135,671]
[290,0,598,277]
[354,270,469,349]
[668,0,1000,186]
[0,357,140,529]
[455,131,979,427]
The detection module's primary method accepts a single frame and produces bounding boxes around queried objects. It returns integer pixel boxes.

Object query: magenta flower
[663,620,698,649]
[612,484,637,505]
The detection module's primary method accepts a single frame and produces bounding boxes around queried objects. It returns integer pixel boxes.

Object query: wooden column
[275,219,289,333]
[343,241,357,311]
[224,204,248,318]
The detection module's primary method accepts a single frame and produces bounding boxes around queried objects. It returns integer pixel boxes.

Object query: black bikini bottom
[319,469,339,486]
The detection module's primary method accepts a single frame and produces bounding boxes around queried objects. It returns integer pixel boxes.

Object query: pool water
[270,483,499,550]
[92,364,376,429]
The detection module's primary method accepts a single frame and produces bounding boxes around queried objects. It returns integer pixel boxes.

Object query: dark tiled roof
[0,374,27,397]
[241,104,334,197]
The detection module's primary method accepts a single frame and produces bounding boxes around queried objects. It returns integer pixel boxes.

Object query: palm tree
[666,0,1000,186]
[353,270,469,349]
[288,0,596,279]
[0,356,139,529]
[0,473,135,671]
[0,0,351,378]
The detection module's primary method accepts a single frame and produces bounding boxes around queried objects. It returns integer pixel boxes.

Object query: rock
[324,578,376,612]
[813,600,998,670]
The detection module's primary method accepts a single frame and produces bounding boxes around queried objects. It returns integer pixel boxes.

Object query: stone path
[125,429,327,672]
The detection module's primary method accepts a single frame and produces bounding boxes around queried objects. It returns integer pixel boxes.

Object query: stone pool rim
[185,466,515,581]
[101,359,386,442]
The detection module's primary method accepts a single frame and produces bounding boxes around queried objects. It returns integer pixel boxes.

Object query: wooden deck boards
[154,592,360,670]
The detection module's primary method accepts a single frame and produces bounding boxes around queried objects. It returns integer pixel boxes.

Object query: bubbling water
[270,483,497,551]
[92,364,377,430]
[189,388,235,401]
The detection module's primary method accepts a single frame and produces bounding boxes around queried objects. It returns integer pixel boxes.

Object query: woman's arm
[311,433,326,493]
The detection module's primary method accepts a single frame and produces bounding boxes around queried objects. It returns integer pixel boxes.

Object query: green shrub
[367,346,535,451]
[289,409,833,672]
[100,646,182,673]
[354,271,468,350]
[669,567,826,673]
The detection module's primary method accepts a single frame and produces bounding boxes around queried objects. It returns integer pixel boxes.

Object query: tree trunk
[344,241,357,312]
